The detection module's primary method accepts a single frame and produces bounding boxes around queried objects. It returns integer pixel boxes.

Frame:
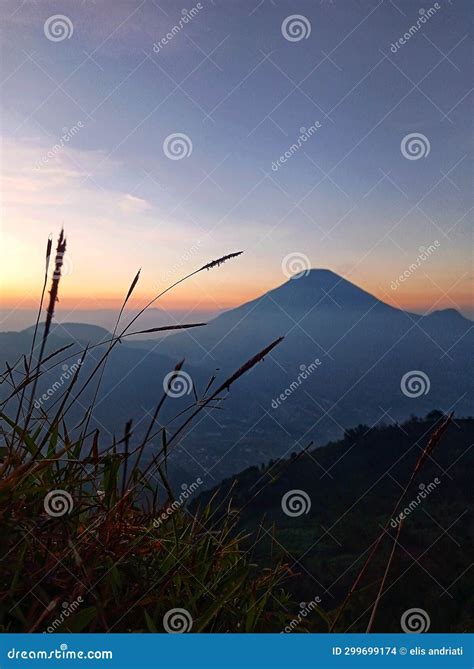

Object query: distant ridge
[424,307,472,323]
[22,322,112,342]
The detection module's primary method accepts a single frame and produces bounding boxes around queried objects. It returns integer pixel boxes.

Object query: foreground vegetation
[0,232,292,632]
[0,441,292,632]
[1,232,469,633]
[200,413,474,632]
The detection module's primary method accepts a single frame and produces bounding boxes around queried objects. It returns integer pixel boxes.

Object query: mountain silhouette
[148,269,472,480]
[1,270,472,484]
[154,269,471,367]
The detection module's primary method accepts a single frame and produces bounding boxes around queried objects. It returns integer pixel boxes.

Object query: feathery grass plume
[330,412,453,632]
[199,251,243,271]
[123,251,244,333]
[126,251,244,335]
[43,228,66,345]
[124,269,141,305]
[22,230,66,437]
[0,240,297,633]
[60,251,244,422]
[29,234,53,366]
[125,324,206,336]
[411,411,453,479]
[220,336,284,391]
[3,252,239,397]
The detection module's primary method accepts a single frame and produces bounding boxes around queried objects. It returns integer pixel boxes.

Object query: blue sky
[1,0,472,321]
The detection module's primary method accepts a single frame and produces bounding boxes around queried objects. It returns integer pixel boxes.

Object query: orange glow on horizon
[2,282,472,318]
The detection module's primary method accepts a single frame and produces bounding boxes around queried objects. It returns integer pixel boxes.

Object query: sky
[0,0,472,328]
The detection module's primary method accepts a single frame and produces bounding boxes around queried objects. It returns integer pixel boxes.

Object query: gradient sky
[0,0,472,325]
